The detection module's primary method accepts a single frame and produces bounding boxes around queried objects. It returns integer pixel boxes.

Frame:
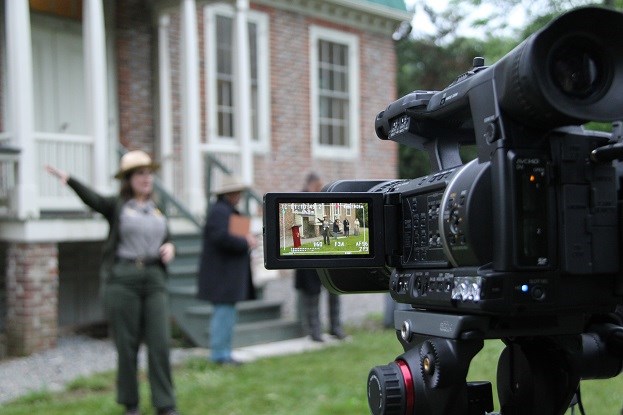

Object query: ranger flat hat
[114,150,160,179]
[213,175,249,195]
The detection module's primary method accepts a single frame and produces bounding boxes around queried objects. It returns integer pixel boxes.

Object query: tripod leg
[497,338,581,415]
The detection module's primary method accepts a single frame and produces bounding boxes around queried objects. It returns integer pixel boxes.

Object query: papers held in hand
[229,214,250,237]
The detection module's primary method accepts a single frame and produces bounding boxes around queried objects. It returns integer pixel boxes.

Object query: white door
[31,15,86,135]
[31,14,92,209]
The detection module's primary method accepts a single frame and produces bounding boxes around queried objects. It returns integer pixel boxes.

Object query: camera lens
[549,39,605,99]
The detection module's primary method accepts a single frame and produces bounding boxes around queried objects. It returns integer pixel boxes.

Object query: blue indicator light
[521,284,529,293]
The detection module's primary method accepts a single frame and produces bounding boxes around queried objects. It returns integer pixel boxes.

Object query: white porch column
[83,0,109,193]
[6,0,38,219]
[235,0,254,187]
[180,0,204,214]
[158,14,174,192]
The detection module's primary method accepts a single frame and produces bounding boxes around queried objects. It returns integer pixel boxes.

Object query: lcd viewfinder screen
[277,201,371,257]
[263,192,385,269]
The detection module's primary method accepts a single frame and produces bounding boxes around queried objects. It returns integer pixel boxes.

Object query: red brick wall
[0,19,4,133]
[253,6,399,195]
[5,243,58,356]
[115,0,155,154]
[128,2,399,195]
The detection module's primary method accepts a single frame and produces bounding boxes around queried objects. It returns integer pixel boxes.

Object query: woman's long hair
[119,175,134,200]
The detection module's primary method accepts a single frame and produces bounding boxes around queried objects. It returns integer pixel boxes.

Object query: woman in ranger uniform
[46,150,179,415]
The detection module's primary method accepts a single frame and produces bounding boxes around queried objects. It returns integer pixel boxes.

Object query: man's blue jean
[210,303,237,362]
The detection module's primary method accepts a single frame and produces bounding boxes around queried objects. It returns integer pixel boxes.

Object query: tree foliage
[396,0,622,179]
[414,0,622,42]
[396,34,515,178]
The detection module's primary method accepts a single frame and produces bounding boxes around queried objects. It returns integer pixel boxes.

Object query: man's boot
[328,293,346,340]
[305,294,323,342]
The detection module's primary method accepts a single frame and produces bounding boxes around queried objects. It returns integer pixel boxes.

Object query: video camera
[264,7,623,414]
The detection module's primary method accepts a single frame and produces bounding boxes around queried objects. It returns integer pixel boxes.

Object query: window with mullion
[311,27,359,159]
[318,40,350,147]
[205,5,269,150]
[216,15,235,139]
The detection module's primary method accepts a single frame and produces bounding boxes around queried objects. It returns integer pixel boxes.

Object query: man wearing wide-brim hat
[196,175,257,365]
[211,175,249,195]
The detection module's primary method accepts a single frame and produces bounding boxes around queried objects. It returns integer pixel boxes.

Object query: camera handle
[423,138,463,173]
[368,310,623,415]
[590,120,623,162]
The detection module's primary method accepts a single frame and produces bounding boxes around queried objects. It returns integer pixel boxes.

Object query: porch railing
[151,152,263,226]
[0,135,263,221]
[37,132,94,211]
[153,174,202,229]
[0,140,20,217]
[205,153,262,216]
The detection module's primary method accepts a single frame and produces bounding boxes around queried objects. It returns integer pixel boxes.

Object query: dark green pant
[105,262,176,410]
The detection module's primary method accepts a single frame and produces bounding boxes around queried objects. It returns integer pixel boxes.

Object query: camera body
[383,126,620,319]
[265,127,621,320]
[265,6,623,322]
[263,7,623,414]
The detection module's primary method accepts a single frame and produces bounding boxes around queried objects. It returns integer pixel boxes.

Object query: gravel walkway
[0,335,200,405]
[0,333,348,405]
[0,279,388,405]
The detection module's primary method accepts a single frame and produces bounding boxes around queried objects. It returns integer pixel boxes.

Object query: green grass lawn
[1,326,621,414]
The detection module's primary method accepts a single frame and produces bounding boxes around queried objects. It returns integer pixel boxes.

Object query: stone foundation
[5,242,58,356]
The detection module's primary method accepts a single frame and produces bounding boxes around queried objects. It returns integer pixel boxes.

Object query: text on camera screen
[277,201,371,257]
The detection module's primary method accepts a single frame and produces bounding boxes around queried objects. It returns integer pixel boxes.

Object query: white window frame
[0,2,6,136]
[204,3,270,153]
[310,26,360,160]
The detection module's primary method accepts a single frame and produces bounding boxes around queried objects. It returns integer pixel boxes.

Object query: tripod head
[368,310,623,415]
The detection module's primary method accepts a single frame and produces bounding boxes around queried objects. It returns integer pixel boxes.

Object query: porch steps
[167,232,303,348]
[167,232,202,288]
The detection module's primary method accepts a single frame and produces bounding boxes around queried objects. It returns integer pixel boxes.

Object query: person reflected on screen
[318,215,331,245]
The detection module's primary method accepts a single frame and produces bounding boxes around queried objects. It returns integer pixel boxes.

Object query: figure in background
[294,173,346,342]
[333,217,341,240]
[343,217,350,237]
[319,215,331,245]
[197,176,257,365]
[353,217,360,236]
[46,151,179,415]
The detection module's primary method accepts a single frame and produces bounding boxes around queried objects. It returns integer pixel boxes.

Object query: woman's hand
[159,242,176,264]
[45,165,69,185]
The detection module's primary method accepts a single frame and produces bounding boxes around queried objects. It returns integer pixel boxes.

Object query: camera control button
[367,362,412,415]
[484,120,499,143]
[531,286,546,301]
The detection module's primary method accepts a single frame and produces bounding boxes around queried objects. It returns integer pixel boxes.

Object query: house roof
[366,0,407,12]
[150,0,413,35]
[328,0,412,23]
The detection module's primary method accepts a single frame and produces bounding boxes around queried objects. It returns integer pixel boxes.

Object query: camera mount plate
[394,309,588,342]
